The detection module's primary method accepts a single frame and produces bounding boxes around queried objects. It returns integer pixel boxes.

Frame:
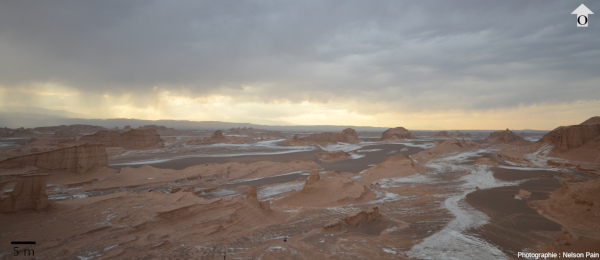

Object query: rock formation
[289,128,360,145]
[317,150,351,162]
[34,124,105,135]
[474,154,499,166]
[450,130,472,138]
[266,131,282,138]
[361,154,418,182]
[380,127,416,141]
[80,129,162,149]
[54,129,78,138]
[138,125,179,136]
[412,138,483,163]
[303,170,321,188]
[0,144,108,173]
[227,127,282,139]
[580,116,600,126]
[497,117,600,164]
[207,130,228,142]
[322,220,342,231]
[540,121,600,152]
[344,206,382,227]
[530,178,600,237]
[0,174,49,213]
[433,131,449,138]
[190,130,257,144]
[246,186,271,211]
[515,189,532,200]
[487,128,531,145]
[246,186,259,199]
[0,127,34,137]
[280,171,375,207]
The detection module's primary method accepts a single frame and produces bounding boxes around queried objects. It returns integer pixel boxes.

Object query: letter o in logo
[578,15,588,25]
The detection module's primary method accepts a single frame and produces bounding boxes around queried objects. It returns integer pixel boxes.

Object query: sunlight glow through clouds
[1,82,598,130]
[1,1,599,130]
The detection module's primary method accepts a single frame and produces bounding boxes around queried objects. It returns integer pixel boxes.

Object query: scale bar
[11,241,36,245]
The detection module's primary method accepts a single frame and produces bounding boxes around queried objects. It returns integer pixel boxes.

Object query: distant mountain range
[0,111,390,132]
[0,111,550,133]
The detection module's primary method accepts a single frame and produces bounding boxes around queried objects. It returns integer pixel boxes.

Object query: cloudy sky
[1,1,598,130]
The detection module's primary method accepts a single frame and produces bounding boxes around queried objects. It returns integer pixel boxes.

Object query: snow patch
[258,182,304,199]
[498,165,559,171]
[350,153,366,159]
[204,189,237,197]
[524,144,554,167]
[357,149,382,153]
[318,143,362,152]
[402,142,436,149]
[408,163,523,259]
[382,248,397,255]
[371,190,404,203]
[439,149,488,163]
[378,174,430,188]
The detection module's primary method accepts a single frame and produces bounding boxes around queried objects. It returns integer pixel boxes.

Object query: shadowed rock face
[323,220,342,231]
[245,186,271,211]
[246,186,258,200]
[344,206,381,227]
[380,127,416,141]
[0,144,108,173]
[541,124,600,152]
[0,174,49,213]
[487,129,531,145]
[80,129,162,149]
[304,170,321,188]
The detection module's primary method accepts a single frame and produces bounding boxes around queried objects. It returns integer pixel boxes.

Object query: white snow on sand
[111,147,316,166]
[402,142,436,149]
[408,152,524,260]
[371,190,414,204]
[258,182,304,199]
[318,143,362,152]
[382,248,397,254]
[350,153,366,159]
[357,149,382,153]
[497,165,559,171]
[524,144,554,167]
[377,174,431,188]
[439,149,488,162]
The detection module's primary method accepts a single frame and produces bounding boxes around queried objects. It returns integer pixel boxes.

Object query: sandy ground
[1,133,599,259]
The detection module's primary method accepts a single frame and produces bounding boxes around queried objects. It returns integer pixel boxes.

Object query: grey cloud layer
[1,0,598,112]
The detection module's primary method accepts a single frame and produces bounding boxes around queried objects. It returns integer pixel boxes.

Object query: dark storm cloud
[1,0,598,111]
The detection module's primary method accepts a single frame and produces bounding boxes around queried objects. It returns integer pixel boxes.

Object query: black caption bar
[11,241,36,245]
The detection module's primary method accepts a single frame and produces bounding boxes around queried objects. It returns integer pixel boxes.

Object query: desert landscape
[2,1,599,259]
[0,118,598,259]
